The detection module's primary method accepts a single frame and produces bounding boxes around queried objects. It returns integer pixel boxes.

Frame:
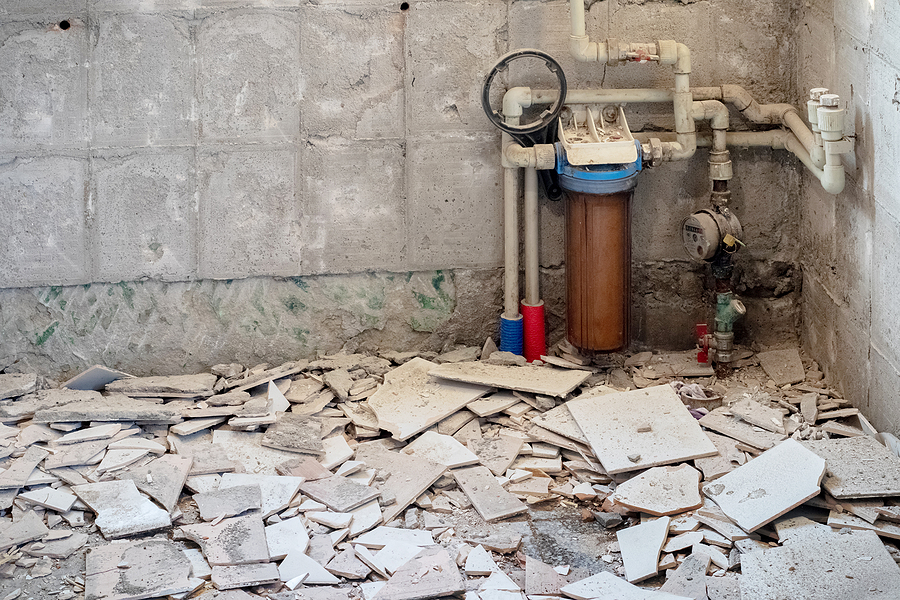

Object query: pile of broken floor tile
[0,343,900,600]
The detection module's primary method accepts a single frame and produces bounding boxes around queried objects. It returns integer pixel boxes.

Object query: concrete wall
[0,0,803,378]
[796,0,900,435]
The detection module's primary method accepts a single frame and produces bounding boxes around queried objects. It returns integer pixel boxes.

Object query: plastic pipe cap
[819,94,840,107]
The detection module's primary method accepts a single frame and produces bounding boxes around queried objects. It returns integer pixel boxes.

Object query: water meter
[681,208,742,262]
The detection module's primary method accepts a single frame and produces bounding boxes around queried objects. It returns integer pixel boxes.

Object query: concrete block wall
[1,0,805,377]
[796,0,900,435]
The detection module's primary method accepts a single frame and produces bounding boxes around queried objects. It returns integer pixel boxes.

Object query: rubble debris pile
[0,344,899,600]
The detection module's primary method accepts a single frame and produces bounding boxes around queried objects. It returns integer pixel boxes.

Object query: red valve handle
[696,323,710,364]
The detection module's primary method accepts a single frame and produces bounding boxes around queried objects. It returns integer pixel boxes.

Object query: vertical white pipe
[523,167,540,306]
[569,0,586,37]
[504,165,521,319]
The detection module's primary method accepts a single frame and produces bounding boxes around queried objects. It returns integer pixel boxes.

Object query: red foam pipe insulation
[521,301,546,363]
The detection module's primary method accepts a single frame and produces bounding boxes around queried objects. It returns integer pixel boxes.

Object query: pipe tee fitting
[715,291,746,334]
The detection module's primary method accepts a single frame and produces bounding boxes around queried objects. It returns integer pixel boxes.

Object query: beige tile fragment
[368,358,490,441]
[616,516,670,583]
[703,439,825,532]
[613,464,702,516]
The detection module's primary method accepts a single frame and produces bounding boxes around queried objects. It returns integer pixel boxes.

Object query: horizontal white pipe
[634,130,790,148]
[531,88,673,104]
[634,129,845,194]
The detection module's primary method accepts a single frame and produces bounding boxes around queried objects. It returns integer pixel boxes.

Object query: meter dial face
[682,213,719,262]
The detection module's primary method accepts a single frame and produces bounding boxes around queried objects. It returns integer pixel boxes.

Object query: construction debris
[567,386,717,474]
[0,345,898,600]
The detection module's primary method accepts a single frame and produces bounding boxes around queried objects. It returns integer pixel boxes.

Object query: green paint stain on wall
[43,286,62,304]
[413,291,437,310]
[291,277,310,291]
[413,271,452,310]
[432,271,445,292]
[251,286,266,316]
[367,295,384,310]
[36,321,58,345]
[116,282,136,309]
[59,300,67,310]
[283,296,307,314]
[293,327,310,344]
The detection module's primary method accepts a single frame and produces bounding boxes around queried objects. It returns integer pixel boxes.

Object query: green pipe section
[715,291,746,333]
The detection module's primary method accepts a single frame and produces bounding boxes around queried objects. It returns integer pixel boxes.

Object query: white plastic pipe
[782,133,843,193]
[632,129,846,194]
[502,87,533,121]
[523,167,540,306]
[501,132,520,320]
[569,0,585,37]
[503,139,556,169]
[532,88,673,104]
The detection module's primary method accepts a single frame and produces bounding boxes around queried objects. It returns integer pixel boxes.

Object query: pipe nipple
[710,190,731,207]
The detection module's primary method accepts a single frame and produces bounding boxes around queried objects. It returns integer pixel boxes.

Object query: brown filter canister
[565,189,632,352]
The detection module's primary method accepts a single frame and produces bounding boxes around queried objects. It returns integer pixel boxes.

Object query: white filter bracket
[558,105,638,165]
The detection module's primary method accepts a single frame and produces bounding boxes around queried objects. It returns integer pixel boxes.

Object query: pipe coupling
[657,40,678,65]
[714,331,736,363]
[708,150,733,181]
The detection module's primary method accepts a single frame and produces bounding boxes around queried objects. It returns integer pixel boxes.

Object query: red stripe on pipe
[521,300,546,363]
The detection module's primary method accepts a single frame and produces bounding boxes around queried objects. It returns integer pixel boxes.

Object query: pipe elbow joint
[675,43,691,74]
[502,87,532,119]
[660,136,697,161]
[821,165,846,195]
[503,142,556,170]
[693,100,729,130]
[720,84,751,111]
[569,35,598,62]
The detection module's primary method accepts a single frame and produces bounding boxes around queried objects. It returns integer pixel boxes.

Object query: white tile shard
[368,358,491,441]
[702,439,825,532]
[567,386,717,474]
[616,516,670,583]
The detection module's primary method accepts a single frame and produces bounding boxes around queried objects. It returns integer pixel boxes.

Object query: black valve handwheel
[481,49,568,137]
